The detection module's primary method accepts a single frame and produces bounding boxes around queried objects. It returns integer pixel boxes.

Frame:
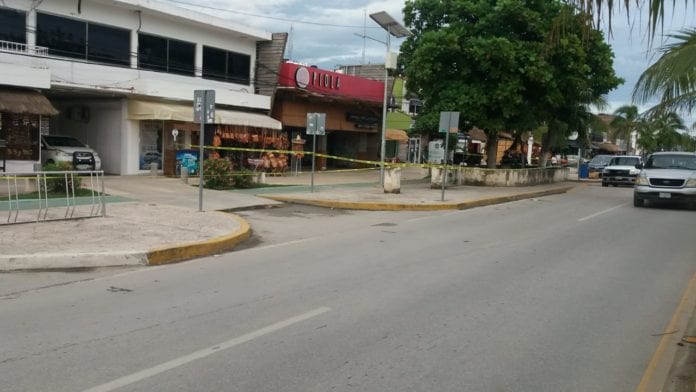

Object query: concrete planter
[430,167,457,188]
[456,166,568,186]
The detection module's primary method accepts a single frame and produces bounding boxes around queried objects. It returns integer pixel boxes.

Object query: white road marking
[578,203,628,222]
[81,306,332,392]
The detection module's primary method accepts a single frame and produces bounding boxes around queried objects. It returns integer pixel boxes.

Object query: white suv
[634,152,696,207]
[41,135,102,171]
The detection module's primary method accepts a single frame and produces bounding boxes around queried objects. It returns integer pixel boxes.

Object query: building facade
[0,0,280,174]
[273,62,385,169]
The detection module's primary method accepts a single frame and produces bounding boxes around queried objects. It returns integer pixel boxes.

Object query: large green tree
[400,0,621,167]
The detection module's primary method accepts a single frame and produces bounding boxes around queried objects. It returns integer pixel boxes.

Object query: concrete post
[383,167,401,194]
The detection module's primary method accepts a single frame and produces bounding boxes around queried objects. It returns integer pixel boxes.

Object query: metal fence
[1,171,106,225]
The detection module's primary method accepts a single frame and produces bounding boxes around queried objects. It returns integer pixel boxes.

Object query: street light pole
[379,27,390,186]
[369,11,411,186]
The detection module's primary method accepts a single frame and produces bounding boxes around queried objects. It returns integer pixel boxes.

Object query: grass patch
[15,189,104,200]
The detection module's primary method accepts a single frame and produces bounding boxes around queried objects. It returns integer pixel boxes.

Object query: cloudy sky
[175,0,693,125]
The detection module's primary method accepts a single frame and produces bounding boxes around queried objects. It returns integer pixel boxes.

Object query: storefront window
[139,121,162,170]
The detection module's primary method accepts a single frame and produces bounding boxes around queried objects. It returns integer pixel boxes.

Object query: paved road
[1,184,695,391]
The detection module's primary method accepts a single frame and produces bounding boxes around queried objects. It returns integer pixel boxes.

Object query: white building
[0,0,281,174]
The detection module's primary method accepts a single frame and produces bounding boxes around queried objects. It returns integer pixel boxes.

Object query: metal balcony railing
[0,40,49,56]
[0,171,106,225]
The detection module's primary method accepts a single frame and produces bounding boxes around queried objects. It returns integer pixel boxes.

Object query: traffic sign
[306,112,326,135]
[194,90,215,124]
[438,111,460,134]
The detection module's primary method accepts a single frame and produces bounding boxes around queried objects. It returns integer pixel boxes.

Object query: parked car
[633,152,696,207]
[588,154,613,175]
[41,135,102,171]
[602,155,643,187]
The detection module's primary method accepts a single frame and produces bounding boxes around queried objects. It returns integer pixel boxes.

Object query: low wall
[429,166,569,187]
[455,166,568,186]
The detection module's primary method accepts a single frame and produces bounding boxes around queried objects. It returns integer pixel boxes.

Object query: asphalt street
[1,183,695,391]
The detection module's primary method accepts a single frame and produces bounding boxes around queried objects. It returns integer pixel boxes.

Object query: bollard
[384,167,401,194]
[180,167,188,184]
[150,162,158,176]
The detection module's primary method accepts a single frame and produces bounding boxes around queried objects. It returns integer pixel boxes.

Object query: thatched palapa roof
[0,90,58,116]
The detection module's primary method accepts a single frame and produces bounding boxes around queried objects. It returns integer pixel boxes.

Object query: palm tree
[633,28,696,116]
[570,1,696,38]
[609,105,642,153]
[637,111,687,152]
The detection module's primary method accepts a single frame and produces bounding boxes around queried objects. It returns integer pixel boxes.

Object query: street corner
[0,204,253,271]
[146,213,251,266]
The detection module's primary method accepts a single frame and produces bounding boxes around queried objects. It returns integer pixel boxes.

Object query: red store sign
[278,62,384,104]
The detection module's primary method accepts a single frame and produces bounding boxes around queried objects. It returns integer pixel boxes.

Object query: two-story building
[0,0,281,174]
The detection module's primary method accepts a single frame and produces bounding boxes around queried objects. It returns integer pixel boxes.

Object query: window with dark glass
[87,23,130,66]
[138,33,167,71]
[202,46,226,81]
[37,13,86,59]
[203,46,250,85]
[228,52,250,84]
[0,8,26,44]
[138,33,194,76]
[167,39,195,76]
[36,13,130,66]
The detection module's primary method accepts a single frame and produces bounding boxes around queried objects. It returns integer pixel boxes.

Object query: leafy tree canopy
[401,0,622,165]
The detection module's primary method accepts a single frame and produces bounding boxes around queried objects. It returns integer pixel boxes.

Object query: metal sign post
[438,111,460,201]
[194,90,215,212]
[306,113,326,193]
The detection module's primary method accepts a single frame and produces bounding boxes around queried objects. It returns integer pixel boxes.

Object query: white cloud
[180,0,693,123]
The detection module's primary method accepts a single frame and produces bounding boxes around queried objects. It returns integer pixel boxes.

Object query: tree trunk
[486,134,498,168]
[538,132,551,167]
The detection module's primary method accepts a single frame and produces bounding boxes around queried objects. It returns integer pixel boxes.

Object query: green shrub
[202,158,233,189]
[43,161,82,193]
[233,169,254,189]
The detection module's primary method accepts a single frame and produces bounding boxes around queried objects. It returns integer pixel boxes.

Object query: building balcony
[0,40,49,59]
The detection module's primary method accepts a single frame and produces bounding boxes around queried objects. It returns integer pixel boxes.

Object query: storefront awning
[385,128,409,141]
[0,89,58,115]
[127,100,282,130]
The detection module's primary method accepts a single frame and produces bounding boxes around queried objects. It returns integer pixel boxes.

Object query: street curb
[0,251,148,271]
[636,272,696,392]
[259,186,574,211]
[146,214,251,266]
[0,213,252,271]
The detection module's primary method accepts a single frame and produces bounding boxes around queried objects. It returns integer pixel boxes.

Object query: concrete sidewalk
[0,168,573,270]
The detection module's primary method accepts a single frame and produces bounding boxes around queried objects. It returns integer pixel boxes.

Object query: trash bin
[578,163,589,179]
